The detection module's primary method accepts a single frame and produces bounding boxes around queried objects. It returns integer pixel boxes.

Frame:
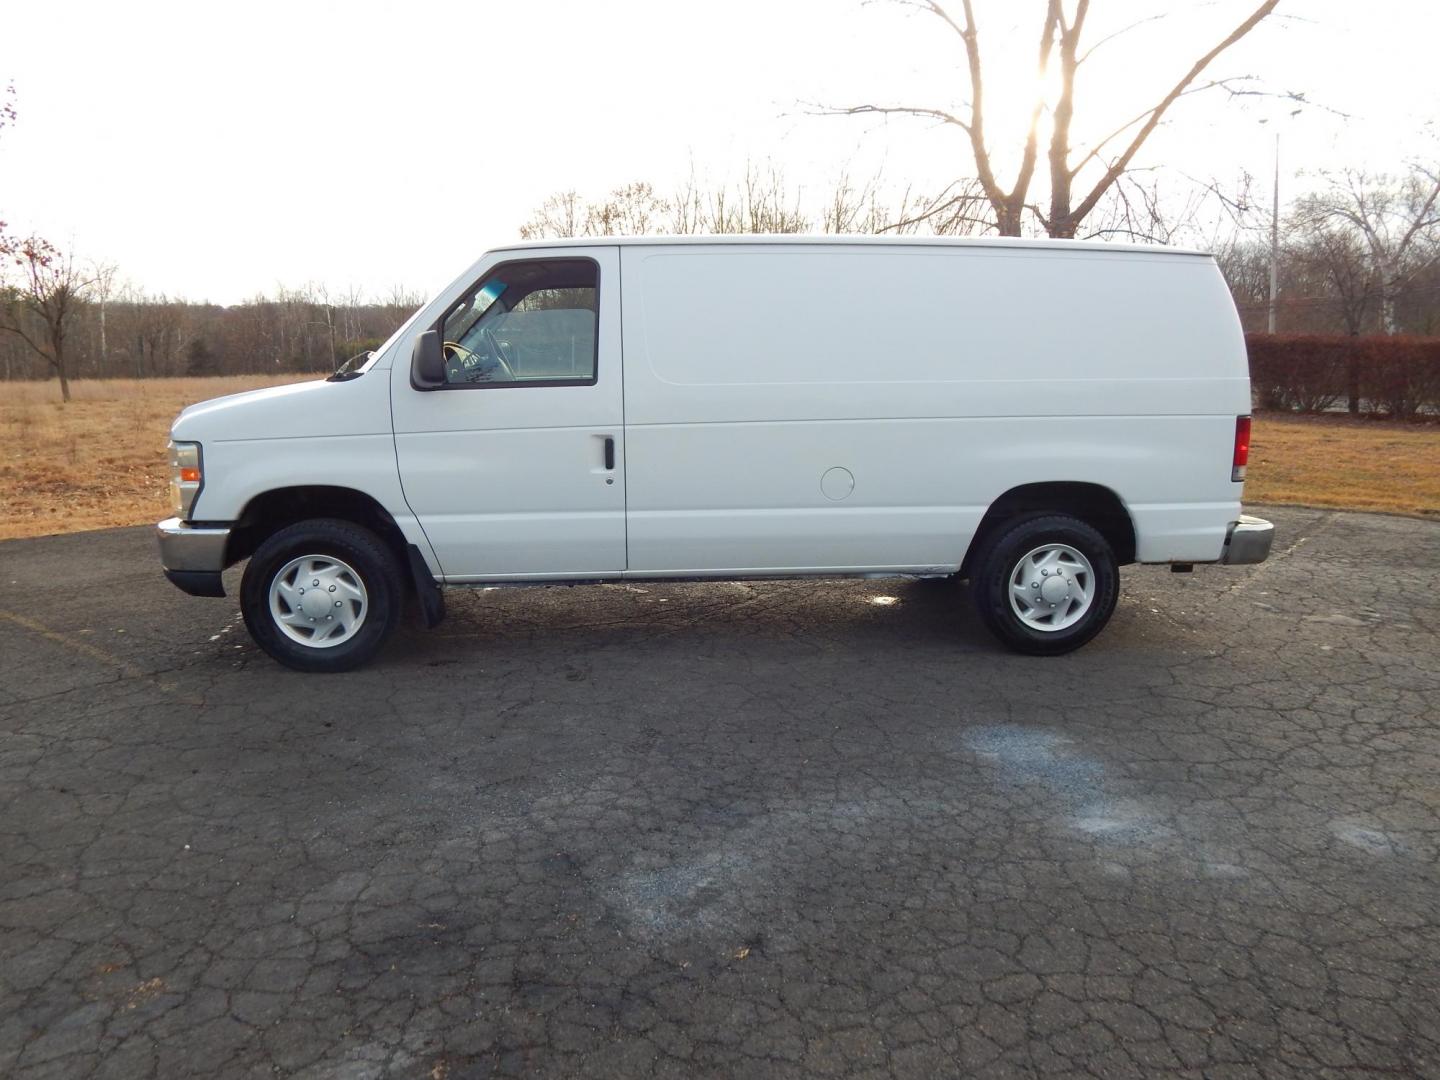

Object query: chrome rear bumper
[1220,515,1274,565]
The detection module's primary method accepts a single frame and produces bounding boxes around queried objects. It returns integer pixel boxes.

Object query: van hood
[170,375,392,443]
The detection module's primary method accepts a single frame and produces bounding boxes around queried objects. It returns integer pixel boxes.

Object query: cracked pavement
[1,505,1438,1078]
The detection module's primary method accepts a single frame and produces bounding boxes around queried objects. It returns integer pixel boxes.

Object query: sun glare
[975,39,1068,174]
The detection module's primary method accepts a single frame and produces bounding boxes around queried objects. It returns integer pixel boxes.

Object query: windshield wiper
[328,351,372,381]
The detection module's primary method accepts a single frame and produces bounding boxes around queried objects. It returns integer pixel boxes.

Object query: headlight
[168,440,203,519]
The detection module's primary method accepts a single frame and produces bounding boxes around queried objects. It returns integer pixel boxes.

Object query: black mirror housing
[410,330,445,390]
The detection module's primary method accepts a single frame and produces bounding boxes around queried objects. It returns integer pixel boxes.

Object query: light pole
[1259,108,1302,333]
[1268,131,1279,333]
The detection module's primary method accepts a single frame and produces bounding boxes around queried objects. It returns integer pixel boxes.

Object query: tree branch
[1068,0,1280,228]
[1076,11,1169,66]
[0,315,54,363]
[1396,168,1440,256]
[807,102,970,132]
[1069,77,1261,180]
[954,0,1005,208]
[876,181,992,234]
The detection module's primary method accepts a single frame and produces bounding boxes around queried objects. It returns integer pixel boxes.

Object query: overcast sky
[1,1,1435,303]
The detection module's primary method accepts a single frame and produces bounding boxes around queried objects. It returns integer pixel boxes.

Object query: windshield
[444,280,507,345]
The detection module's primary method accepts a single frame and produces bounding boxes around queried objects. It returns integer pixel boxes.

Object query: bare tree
[1280,206,1375,411]
[707,162,809,234]
[1293,167,1440,333]
[819,172,892,234]
[521,161,942,240]
[821,1,1280,237]
[668,172,706,235]
[0,239,96,401]
[590,182,668,236]
[383,285,424,331]
[870,177,992,236]
[312,282,340,370]
[1214,239,1270,319]
[521,165,1002,241]
[520,191,588,240]
[1286,203,1375,335]
[340,283,366,344]
[522,183,660,239]
[0,82,18,261]
[131,291,190,378]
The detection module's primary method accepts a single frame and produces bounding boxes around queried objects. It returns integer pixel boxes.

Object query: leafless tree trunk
[341,284,365,344]
[88,260,117,377]
[820,0,1279,238]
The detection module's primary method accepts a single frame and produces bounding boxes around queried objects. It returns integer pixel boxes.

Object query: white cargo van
[157,236,1273,671]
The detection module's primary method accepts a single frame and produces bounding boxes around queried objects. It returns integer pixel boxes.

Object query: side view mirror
[410,330,445,390]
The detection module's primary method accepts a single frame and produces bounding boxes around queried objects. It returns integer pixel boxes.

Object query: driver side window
[440,259,599,387]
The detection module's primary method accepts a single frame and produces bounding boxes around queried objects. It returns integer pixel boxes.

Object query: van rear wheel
[971,513,1118,656]
[240,518,404,672]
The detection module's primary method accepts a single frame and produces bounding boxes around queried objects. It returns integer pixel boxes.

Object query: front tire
[970,513,1119,656]
[240,519,404,672]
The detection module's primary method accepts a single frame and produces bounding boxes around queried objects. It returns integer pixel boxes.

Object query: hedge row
[1246,334,1440,418]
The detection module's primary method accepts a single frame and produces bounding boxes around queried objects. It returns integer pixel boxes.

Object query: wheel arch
[961,482,1137,576]
[225,485,412,571]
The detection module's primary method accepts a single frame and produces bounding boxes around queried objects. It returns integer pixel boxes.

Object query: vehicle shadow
[382,575,992,666]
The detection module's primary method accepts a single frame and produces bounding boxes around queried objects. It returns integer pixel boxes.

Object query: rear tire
[970,513,1119,656]
[240,518,404,672]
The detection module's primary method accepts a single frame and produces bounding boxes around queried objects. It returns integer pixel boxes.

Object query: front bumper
[157,517,231,597]
[1219,514,1274,565]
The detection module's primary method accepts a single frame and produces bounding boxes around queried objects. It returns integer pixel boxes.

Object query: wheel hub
[1039,573,1071,604]
[298,586,334,620]
[1008,543,1096,633]
[269,555,368,649]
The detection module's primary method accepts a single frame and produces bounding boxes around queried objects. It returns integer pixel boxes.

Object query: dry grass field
[1246,413,1440,518]
[1,377,1437,541]
[0,376,312,540]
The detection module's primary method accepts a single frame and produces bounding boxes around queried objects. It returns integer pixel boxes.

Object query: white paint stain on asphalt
[962,726,1176,848]
[613,851,759,937]
[961,725,1103,796]
[1331,820,1401,856]
[1072,799,1170,844]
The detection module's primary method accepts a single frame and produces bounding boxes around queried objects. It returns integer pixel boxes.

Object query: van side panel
[619,244,1248,573]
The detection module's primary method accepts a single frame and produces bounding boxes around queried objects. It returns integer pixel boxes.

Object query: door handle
[603,436,615,471]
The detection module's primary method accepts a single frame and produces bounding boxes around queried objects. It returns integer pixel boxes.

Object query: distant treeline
[0,288,422,382]
[5,221,1440,383]
[1222,244,1440,338]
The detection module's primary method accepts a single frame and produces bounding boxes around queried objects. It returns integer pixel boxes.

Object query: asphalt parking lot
[2,505,1438,1079]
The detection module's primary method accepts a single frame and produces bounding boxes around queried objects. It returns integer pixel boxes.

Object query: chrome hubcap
[268,554,367,649]
[1008,543,1095,632]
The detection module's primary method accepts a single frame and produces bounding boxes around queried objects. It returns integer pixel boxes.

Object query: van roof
[487,234,1211,257]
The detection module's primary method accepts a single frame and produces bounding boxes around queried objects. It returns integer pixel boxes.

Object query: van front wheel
[971,514,1119,656]
[240,519,404,672]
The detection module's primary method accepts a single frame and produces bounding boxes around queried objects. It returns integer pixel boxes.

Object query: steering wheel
[442,341,481,383]
[481,328,518,381]
[442,337,517,383]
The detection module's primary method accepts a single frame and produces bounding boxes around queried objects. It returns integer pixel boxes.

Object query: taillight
[1232,416,1251,482]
